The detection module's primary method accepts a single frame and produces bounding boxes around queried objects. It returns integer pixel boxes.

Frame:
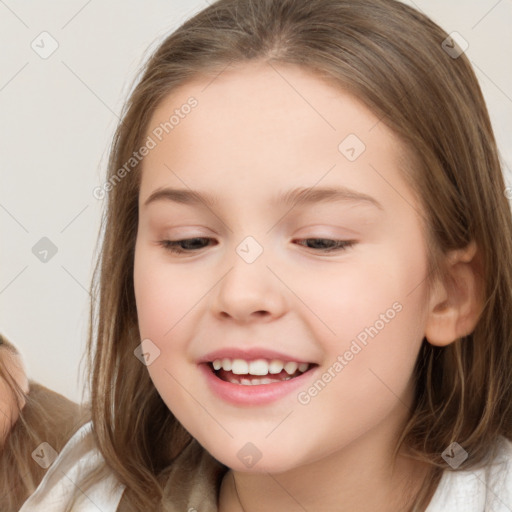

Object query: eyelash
[157,237,356,254]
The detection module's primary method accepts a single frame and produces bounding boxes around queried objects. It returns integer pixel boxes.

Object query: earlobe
[424,240,484,347]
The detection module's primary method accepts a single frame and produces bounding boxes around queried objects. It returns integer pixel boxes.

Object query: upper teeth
[211,358,310,375]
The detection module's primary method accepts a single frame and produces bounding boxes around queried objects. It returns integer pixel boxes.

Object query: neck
[218,402,434,512]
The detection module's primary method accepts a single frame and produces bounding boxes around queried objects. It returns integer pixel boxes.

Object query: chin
[200,438,307,474]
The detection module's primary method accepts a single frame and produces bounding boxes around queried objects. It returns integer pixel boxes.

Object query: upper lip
[198,348,315,365]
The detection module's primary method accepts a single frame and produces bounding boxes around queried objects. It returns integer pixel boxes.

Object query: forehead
[146,60,391,141]
[139,60,411,207]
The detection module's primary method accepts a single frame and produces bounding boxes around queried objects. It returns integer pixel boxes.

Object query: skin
[133,60,482,511]
[0,349,29,444]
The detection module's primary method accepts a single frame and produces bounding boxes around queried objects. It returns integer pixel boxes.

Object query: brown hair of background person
[0,333,89,511]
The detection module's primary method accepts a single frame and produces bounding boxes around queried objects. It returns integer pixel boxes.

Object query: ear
[424,240,484,347]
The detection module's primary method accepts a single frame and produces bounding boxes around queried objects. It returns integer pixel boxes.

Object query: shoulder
[19,421,125,512]
[426,436,512,511]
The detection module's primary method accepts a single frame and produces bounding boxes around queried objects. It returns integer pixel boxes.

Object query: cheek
[0,385,15,441]
[133,244,198,340]
[306,251,427,348]
[303,247,428,415]
[302,239,429,392]
[133,245,208,407]
[0,362,27,443]
[292,286,426,464]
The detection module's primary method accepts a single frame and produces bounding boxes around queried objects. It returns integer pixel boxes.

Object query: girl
[0,334,85,511]
[20,0,512,510]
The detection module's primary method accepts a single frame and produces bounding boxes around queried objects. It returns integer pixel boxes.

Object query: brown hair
[0,334,87,511]
[71,0,512,509]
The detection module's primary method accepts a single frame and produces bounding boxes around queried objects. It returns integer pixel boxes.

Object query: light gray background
[1,0,511,404]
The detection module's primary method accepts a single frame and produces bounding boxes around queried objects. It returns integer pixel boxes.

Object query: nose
[211,252,288,323]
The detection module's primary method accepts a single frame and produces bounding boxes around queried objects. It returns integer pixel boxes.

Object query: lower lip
[198,363,317,406]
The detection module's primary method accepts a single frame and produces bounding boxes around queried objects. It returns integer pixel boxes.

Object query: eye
[157,237,214,254]
[157,237,355,254]
[293,238,356,253]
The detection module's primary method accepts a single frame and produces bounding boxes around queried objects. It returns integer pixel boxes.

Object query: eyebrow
[143,185,383,211]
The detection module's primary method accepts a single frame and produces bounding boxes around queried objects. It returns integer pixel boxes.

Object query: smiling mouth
[207,358,318,386]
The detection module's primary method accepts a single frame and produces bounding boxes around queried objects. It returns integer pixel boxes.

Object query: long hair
[0,334,86,511]
[69,0,512,509]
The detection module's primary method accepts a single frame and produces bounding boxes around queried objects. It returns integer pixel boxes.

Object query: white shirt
[20,421,512,511]
[19,422,125,511]
[426,435,512,511]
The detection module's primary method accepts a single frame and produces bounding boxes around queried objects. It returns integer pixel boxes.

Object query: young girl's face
[133,60,432,472]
